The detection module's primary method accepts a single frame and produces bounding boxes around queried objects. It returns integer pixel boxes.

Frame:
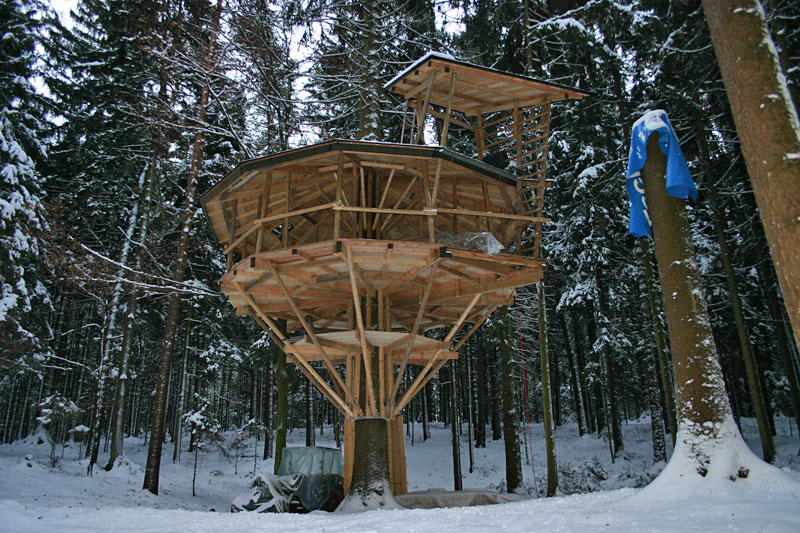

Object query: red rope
[516,296,539,497]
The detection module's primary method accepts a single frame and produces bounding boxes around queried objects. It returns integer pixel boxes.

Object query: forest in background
[1,0,799,494]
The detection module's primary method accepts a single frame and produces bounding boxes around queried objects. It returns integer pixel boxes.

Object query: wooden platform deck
[221,238,544,334]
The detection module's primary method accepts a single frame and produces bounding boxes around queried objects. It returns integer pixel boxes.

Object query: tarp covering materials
[231,447,344,513]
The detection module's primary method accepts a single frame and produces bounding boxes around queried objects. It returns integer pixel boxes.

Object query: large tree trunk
[107,154,158,470]
[703,0,800,350]
[538,283,558,496]
[338,346,400,510]
[641,132,752,480]
[641,240,678,447]
[142,3,221,495]
[698,127,775,462]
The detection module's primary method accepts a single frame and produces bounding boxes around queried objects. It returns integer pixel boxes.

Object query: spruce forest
[1,0,800,529]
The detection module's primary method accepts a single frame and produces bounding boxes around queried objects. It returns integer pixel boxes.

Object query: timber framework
[200,52,588,496]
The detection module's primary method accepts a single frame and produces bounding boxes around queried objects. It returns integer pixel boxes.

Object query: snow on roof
[384,51,456,90]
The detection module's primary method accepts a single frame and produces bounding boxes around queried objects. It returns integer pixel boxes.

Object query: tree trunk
[449,364,463,490]
[538,283,558,496]
[262,348,273,460]
[89,162,150,474]
[305,379,313,446]
[475,337,487,447]
[698,128,775,462]
[641,131,749,478]
[703,0,800,350]
[338,418,395,510]
[490,348,502,441]
[595,272,624,455]
[641,240,678,447]
[172,322,190,464]
[465,349,474,472]
[641,348,667,464]
[107,154,158,469]
[273,319,288,474]
[142,2,221,495]
[758,262,800,432]
[500,310,522,493]
[339,344,398,510]
[561,313,586,436]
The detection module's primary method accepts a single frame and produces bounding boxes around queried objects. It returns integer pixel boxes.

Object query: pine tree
[702,0,800,351]
[0,0,50,362]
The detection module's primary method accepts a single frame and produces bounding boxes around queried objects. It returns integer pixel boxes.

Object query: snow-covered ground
[1,417,799,532]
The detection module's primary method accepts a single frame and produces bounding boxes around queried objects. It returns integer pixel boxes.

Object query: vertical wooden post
[476,113,486,160]
[451,177,458,233]
[439,71,457,146]
[415,71,436,144]
[532,104,550,258]
[225,199,238,270]
[334,154,344,239]
[282,172,291,248]
[255,172,272,253]
[513,101,523,254]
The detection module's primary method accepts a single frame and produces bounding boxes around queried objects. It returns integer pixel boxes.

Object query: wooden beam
[427,108,475,133]
[265,260,360,413]
[416,70,437,144]
[439,71,457,146]
[233,282,287,342]
[373,169,396,231]
[255,172,272,253]
[282,172,291,248]
[289,350,353,417]
[387,261,439,412]
[343,246,377,416]
[334,153,344,239]
[393,300,494,417]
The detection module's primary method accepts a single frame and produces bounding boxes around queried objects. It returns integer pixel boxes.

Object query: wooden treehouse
[200,52,588,506]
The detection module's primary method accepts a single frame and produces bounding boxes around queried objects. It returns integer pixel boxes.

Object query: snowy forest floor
[1,417,799,532]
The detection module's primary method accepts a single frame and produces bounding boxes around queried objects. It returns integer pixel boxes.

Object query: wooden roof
[199,139,524,253]
[384,52,590,116]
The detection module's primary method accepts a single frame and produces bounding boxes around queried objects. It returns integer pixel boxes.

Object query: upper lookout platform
[384,51,589,118]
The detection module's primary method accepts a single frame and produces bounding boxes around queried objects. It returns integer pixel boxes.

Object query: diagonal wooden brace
[264,260,361,415]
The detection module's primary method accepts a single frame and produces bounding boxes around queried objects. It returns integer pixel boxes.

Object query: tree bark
[641,240,678,447]
[595,272,623,455]
[703,0,800,350]
[475,337,487,447]
[641,132,746,478]
[273,319,288,474]
[538,283,558,496]
[107,153,158,469]
[698,127,775,462]
[449,364,463,490]
[500,310,522,493]
[142,2,221,494]
[561,313,586,436]
[339,344,398,510]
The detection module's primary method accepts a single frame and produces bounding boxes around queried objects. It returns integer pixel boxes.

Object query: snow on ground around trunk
[1,416,798,532]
